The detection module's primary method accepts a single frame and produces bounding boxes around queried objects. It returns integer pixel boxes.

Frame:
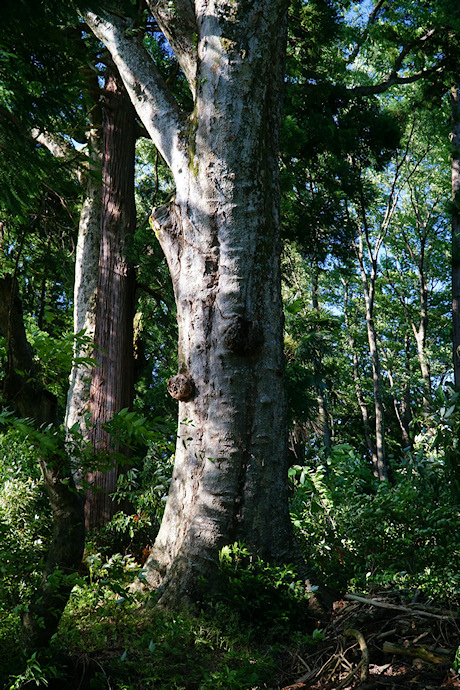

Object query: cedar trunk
[86,63,136,529]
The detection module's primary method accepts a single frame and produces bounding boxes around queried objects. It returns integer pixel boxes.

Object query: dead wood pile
[278,591,460,690]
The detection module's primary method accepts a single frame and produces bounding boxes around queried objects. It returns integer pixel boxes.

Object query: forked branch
[81,9,189,174]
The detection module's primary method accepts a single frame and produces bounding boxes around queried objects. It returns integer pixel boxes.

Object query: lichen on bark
[83,0,324,611]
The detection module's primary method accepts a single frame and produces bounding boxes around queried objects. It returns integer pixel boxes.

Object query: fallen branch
[343,629,369,682]
[383,641,454,664]
[326,629,370,690]
[282,652,339,689]
[344,593,454,621]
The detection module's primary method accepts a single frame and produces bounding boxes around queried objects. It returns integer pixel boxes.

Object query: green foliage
[63,408,175,562]
[0,429,51,614]
[72,551,143,612]
[8,650,59,690]
[57,576,277,690]
[422,387,460,502]
[290,442,460,601]
[201,543,318,643]
[24,325,94,413]
[0,0,86,215]
[454,645,460,673]
[100,408,174,529]
[1,1,460,687]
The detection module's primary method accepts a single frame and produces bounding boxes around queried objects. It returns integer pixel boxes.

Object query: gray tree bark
[451,85,460,390]
[65,121,102,438]
[82,0,320,607]
[355,232,388,481]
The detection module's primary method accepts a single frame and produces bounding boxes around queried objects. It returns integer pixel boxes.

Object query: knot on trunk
[223,316,264,355]
[167,373,195,401]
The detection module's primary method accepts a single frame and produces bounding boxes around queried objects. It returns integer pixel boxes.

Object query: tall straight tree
[81,0,315,605]
[85,59,137,529]
[452,85,460,390]
[65,107,102,438]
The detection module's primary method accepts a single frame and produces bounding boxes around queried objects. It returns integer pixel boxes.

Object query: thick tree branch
[146,0,197,93]
[346,17,445,97]
[348,60,445,97]
[32,128,86,184]
[81,9,189,174]
[32,128,74,159]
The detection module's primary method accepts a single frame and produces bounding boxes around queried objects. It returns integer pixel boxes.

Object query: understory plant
[290,440,460,601]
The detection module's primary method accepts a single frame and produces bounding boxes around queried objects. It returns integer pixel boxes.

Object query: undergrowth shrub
[290,442,460,601]
[59,574,277,690]
[199,542,321,644]
[0,430,51,612]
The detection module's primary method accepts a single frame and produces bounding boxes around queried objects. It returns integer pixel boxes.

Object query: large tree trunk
[452,85,460,390]
[82,0,317,608]
[65,119,102,438]
[148,22,299,604]
[86,62,137,529]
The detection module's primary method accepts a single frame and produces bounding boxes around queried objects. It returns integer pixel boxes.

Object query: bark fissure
[86,61,137,529]
[87,0,319,607]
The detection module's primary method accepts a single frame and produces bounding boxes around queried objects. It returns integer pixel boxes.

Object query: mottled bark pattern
[86,63,136,529]
[148,0,299,602]
[83,0,322,608]
[65,122,102,436]
[452,85,460,390]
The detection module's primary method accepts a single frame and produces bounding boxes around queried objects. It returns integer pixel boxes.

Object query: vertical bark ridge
[86,61,137,529]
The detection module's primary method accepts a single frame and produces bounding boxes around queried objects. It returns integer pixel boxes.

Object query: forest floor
[278,592,460,690]
[6,588,459,689]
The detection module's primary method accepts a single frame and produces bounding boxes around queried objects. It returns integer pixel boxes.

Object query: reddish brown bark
[86,62,137,529]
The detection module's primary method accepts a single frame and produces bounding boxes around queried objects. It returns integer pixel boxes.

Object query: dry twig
[344,593,455,621]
